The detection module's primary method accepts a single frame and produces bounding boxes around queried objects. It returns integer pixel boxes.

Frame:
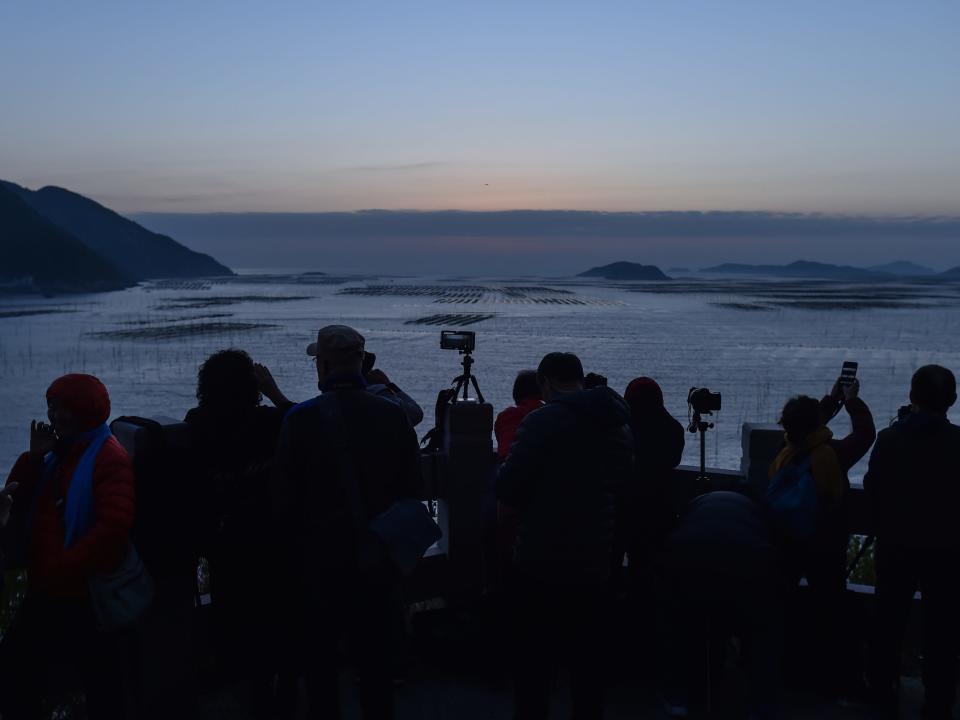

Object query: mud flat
[0,308,76,319]
[155,295,311,310]
[339,284,615,305]
[89,321,277,340]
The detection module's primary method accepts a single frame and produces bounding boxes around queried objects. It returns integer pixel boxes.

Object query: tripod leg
[469,376,485,403]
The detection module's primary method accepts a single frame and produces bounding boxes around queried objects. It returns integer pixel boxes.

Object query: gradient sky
[2,1,959,216]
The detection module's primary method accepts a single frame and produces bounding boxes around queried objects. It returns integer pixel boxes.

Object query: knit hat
[46,374,111,431]
[624,376,664,410]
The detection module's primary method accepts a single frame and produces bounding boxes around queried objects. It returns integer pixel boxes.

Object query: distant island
[578,261,670,281]
[700,260,954,280]
[1,179,232,294]
[867,261,935,276]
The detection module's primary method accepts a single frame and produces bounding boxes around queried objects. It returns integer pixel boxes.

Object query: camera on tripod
[688,387,722,414]
[440,330,476,353]
[687,386,721,486]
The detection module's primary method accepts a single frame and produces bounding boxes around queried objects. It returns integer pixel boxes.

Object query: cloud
[339,161,449,173]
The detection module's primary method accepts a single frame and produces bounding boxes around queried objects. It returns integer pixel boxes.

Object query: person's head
[778,395,823,445]
[512,370,541,405]
[624,377,664,413]
[910,365,957,414]
[307,325,365,386]
[46,374,111,437]
[196,349,260,413]
[536,352,584,401]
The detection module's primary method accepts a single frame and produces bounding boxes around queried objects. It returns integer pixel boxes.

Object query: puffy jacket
[495,397,544,459]
[497,387,634,586]
[864,413,960,550]
[271,378,422,588]
[5,437,135,598]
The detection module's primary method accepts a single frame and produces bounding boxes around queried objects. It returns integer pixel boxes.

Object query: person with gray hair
[272,324,422,719]
[865,365,960,719]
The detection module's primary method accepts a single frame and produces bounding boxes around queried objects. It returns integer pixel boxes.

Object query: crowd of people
[0,323,957,720]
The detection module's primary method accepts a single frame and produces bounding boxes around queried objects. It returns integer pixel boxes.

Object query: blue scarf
[40,423,113,548]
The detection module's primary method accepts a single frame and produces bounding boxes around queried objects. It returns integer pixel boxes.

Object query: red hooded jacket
[5,374,135,598]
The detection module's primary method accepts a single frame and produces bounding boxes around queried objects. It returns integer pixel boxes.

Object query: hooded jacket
[864,412,960,550]
[4,375,134,598]
[497,387,634,586]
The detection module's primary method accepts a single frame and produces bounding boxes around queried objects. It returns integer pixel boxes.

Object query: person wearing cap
[616,377,685,580]
[1,374,134,719]
[272,324,422,719]
[497,352,633,719]
[247,337,424,427]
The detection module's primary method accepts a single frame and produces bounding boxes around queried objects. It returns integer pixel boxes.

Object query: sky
[2,1,959,272]
[2,1,959,215]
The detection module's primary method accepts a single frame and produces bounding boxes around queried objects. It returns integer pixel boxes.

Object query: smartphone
[839,361,858,386]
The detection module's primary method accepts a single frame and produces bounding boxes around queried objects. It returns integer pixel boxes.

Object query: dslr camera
[688,387,721,414]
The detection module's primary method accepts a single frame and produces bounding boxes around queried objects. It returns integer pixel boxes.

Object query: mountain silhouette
[1,180,231,280]
[700,260,881,280]
[0,184,132,293]
[578,261,670,281]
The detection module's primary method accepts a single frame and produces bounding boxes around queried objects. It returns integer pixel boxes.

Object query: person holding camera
[253,349,424,427]
[769,377,875,698]
[864,365,960,719]
[0,374,135,720]
[616,377,685,581]
[497,352,633,719]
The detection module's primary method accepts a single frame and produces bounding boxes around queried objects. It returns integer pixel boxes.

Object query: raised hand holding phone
[30,420,56,461]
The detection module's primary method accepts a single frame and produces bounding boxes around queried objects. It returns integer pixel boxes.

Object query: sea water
[2,273,959,483]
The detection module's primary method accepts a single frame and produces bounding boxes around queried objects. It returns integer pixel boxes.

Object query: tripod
[452,350,484,402]
[688,408,714,488]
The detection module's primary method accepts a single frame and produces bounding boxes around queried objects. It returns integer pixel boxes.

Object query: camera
[440,330,476,352]
[361,351,377,375]
[688,387,721,414]
[584,372,608,390]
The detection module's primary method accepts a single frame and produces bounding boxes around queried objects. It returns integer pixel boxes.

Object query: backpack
[764,455,818,541]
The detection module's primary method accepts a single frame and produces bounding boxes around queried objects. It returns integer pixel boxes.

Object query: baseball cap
[306,324,365,359]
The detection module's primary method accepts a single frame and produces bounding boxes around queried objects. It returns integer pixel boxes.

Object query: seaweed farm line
[2,273,960,483]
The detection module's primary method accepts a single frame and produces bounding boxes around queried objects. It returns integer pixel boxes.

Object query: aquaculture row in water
[404,313,496,327]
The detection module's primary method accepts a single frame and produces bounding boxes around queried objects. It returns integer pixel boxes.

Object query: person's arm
[862,429,892,500]
[0,482,19,529]
[48,442,135,587]
[254,363,295,412]
[366,370,424,427]
[393,414,424,500]
[831,381,876,471]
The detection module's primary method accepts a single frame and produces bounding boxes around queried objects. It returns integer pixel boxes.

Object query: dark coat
[271,382,422,589]
[497,387,634,586]
[661,491,778,580]
[623,406,685,551]
[864,412,960,550]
